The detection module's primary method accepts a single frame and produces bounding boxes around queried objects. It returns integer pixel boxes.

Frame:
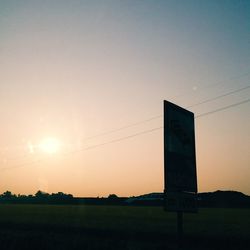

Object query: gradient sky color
[0,0,249,197]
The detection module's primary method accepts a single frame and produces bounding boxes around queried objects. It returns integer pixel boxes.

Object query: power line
[188,85,250,108]
[1,71,249,165]
[2,71,249,163]
[65,127,163,154]
[80,71,250,142]
[202,71,250,90]
[1,82,249,166]
[79,99,250,151]
[195,98,250,118]
[1,98,249,172]
[0,159,44,172]
[83,115,162,140]
[0,127,163,172]
[173,71,250,98]
[80,84,249,141]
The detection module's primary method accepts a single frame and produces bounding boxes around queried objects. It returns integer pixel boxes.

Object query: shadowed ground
[0,205,249,250]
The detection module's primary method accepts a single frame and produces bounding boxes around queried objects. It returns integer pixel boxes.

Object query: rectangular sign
[165,192,197,212]
[164,100,197,194]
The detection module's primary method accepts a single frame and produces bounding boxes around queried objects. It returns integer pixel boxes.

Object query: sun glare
[39,137,61,154]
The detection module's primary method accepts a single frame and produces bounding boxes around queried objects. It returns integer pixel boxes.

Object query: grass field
[0,204,249,250]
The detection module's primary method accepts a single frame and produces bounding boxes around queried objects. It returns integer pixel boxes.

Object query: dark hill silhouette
[198,190,250,208]
[125,190,250,208]
[0,190,249,207]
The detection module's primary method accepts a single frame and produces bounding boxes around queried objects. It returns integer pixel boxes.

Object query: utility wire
[82,75,250,140]
[195,98,250,118]
[173,71,250,98]
[83,115,162,140]
[2,71,249,159]
[80,84,249,141]
[201,71,250,90]
[1,83,249,165]
[1,71,249,164]
[188,85,250,108]
[64,127,163,154]
[1,98,249,172]
[0,127,163,172]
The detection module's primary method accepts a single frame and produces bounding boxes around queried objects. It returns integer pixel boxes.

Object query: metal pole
[177,211,183,249]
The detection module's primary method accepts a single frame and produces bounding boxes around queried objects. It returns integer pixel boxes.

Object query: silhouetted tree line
[1,190,249,207]
[0,191,127,205]
[0,190,74,204]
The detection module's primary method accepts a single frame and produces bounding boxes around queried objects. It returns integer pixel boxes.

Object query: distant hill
[1,190,249,207]
[198,190,250,208]
[125,192,164,206]
[124,190,250,208]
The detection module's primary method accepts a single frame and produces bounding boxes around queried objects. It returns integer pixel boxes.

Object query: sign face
[165,192,197,212]
[164,100,197,194]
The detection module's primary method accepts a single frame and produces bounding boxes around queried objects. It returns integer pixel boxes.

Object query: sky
[0,0,249,197]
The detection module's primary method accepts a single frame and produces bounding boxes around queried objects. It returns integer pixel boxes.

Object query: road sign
[164,100,197,194]
[164,101,198,213]
[165,191,197,212]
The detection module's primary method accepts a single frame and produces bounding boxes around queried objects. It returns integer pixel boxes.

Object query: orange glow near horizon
[0,1,249,197]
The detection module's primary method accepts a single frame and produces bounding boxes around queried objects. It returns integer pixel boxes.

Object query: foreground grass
[0,204,249,249]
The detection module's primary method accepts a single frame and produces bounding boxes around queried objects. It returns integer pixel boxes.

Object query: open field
[0,204,249,250]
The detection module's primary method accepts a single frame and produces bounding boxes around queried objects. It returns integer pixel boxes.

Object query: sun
[39,137,61,154]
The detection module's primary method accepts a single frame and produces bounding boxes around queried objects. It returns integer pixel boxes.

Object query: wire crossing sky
[0,0,249,197]
[1,97,249,173]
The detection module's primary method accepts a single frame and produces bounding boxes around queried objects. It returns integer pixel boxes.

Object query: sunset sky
[0,0,249,197]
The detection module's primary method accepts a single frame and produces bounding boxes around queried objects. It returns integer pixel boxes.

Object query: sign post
[163,100,198,248]
[177,211,183,248]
